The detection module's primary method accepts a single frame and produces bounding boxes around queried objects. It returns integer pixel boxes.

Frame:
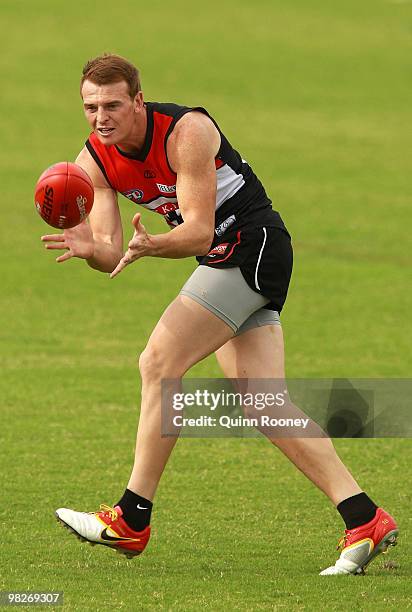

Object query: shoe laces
[337,534,348,551]
[93,504,119,522]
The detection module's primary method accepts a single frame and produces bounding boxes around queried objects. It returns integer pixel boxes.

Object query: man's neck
[117,104,148,155]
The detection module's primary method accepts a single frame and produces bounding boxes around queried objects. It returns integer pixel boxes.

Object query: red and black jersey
[86,102,286,242]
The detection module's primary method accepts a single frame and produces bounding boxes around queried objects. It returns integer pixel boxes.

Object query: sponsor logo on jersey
[156,183,176,194]
[144,170,156,179]
[155,202,179,215]
[207,243,229,257]
[123,188,144,203]
[215,214,236,237]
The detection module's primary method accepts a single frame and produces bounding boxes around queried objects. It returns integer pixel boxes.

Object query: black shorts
[198,226,293,313]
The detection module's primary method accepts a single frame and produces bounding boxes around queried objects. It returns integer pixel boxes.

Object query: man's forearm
[149,224,213,259]
[87,240,122,273]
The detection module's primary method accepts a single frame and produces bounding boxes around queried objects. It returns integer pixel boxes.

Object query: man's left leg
[215,324,363,504]
[215,323,398,575]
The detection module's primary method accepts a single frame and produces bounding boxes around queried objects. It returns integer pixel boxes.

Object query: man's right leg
[55,294,235,556]
[126,294,236,501]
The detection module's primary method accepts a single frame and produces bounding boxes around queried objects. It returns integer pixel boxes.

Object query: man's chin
[95,130,117,144]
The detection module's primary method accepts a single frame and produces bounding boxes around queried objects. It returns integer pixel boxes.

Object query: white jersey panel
[139,162,246,227]
[215,164,245,210]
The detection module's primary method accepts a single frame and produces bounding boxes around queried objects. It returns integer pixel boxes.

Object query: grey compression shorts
[180,266,280,335]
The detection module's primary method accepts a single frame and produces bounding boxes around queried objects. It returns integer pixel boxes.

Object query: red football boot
[56,504,151,558]
[320,507,398,575]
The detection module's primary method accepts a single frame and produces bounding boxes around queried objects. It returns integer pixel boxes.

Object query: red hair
[81,54,141,98]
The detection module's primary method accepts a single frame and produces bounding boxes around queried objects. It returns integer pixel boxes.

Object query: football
[34,162,94,229]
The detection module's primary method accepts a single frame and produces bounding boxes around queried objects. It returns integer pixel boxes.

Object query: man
[42,54,398,575]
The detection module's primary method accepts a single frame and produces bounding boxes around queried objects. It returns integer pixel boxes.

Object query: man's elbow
[86,240,123,273]
[86,256,120,274]
[197,228,214,256]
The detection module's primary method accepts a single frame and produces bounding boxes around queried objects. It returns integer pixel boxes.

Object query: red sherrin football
[34,162,94,229]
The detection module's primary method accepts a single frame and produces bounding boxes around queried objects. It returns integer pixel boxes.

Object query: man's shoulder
[149,102,213,125]
[149,101,193,118]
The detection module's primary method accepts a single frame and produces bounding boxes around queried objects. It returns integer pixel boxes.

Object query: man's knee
[138,344,184,380]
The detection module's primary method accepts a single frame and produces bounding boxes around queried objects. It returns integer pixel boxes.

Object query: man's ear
[134,91,144,113]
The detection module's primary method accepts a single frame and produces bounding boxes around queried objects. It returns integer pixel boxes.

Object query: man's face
[81,79,143,145]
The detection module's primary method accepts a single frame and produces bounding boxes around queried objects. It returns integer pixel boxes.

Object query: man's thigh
[215,324,285,379]
[144,295,234,375]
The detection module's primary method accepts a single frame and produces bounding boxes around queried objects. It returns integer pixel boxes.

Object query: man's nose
[96,106,109,124]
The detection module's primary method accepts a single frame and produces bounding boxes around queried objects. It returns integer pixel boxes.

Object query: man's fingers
[45,243,69,250]
[41,232,71,262]
[110,251,132,278]
[110,249,142,278]
[41,234,65,242]
[132,212,147,233]
[110,259,128,279]
[56,251,73,263]
[132,212,141,230]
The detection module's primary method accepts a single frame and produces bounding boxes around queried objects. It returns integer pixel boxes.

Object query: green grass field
[1,0,411,609]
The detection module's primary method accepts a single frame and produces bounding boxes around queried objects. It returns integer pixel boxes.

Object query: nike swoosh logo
[137,504,148,510]
[100,528,139,543]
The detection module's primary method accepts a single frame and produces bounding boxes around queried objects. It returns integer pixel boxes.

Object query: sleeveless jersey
[86,102,286,246]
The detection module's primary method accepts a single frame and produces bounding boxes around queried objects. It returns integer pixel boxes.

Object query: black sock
[337,493,378,530]
[116,489,153,532]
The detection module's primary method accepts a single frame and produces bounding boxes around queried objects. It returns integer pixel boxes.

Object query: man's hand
[110,213,153,278]
[41,220,95,263]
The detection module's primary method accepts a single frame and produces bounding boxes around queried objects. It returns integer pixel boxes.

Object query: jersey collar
[115,102,154,162]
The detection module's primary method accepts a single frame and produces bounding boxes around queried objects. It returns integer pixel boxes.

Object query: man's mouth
[97,127,115,136]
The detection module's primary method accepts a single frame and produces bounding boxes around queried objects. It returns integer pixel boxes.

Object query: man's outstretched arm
[41,147,123,273]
